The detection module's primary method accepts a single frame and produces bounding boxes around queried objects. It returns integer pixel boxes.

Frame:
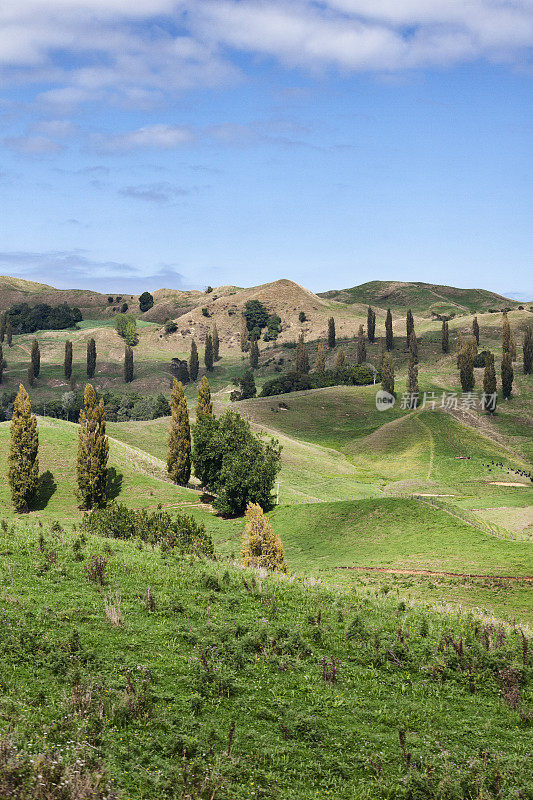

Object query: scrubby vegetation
[261,366,376,396]
[6,302,82,333]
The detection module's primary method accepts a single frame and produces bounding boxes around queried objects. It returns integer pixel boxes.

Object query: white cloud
[0,0,531,114]
[3,134,64,154]
[93,124,195,152]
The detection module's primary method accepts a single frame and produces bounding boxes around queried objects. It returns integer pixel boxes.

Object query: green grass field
[1,522,531,800]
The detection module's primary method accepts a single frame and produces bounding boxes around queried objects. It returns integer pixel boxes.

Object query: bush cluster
[6,302,82,334]
[82,502,214,556]
[260,366,377,397]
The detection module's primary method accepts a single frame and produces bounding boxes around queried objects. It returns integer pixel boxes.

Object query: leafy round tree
[295,333,310,374]
[501,351,513,400]
[314,343,326,374]
[196,375,213,417]
[86,338,96,378]
[189,339,199,381]
[31,339,40,378]
[242,503,286,572]
[472,316,480,346]
[356,324,366,364]
[523,325,533,375]
[139,291,154,313]
[441,320,449,353]
[367,306,375,343]
[167,380,191,486]
[385,309,394,351]
[212,323,220,361]
[192,409,281,516]
[381,352,395,396]
[76,384,109,509]
[238,369,256,400]
[327,317,336,349]
[8,384,39,513]
[482,351,497,413]
[204,334,214,372]
[64,340,73,380]
[124,345,134,383]
[250,338,259,369]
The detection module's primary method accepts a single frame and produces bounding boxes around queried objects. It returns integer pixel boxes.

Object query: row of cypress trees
[7,382,109,512]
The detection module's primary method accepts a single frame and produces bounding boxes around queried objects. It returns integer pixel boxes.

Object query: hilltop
[318,280,524,317]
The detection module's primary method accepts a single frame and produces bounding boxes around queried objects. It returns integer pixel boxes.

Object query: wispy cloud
[0,249,190,292]
[118,181,194,203]
[0,0,531,115]
[3,134,65,155]
[92,124,196,152]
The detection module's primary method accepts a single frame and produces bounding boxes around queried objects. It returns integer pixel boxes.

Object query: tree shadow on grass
[30,470,58,511]
[106,468,123,501]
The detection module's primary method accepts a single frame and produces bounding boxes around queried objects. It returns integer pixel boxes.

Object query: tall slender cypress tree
[0,344,5,383]
[240,316,250,352]
[76,384,109,509]
[295,333,310,374]
[86,338,96,378]
[124,345,134,383]
[510,335,517,362]
[189,339,199,381]
[327,317,336,349]
[204,334,214,372]
[250,338,259,369]
[381,352,395,396]
[31,339,40,378]
[456,331,463,367]
[367,307,375,343]
[314,343,326,374]
[8,384,39,512]
[378,337,385,371]
[27,362,35,387]
[523,325,533,375]
[441,320,449,353]
[334,349,346,370]
[167,380,191,485]
[502,312,511,353]
[64,340,73,380]
[356,324,366,364]
[407,355,419,407]
[196,376,213,417]
[406,309,414,342]
[385,309,394,351]
[408,330,418,364]
[458,344,475,392]
[6,318,12,347]
[482,352,497,413]
[212,323,220,361]
[501,352,514,400]
[0,313,5,343]
[472,316,480,346]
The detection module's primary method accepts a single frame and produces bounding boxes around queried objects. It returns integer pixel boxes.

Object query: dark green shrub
[82,503,214,557]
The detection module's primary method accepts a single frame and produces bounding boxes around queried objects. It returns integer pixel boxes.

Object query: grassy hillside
[1,522,531,800]
[319,280,524,315]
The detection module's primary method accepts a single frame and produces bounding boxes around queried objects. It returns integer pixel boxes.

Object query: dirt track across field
[328,566,533,581]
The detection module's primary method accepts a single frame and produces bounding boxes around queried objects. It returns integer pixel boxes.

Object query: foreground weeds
[0,521,531,799]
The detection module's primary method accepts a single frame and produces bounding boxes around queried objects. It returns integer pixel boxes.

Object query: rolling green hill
[318,280,523,315]
[1,522,531,800]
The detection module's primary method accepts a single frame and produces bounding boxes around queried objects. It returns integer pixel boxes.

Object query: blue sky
[0,1,532,297]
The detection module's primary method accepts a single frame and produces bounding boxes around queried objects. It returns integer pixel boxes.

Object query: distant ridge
[318,280,523,315]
